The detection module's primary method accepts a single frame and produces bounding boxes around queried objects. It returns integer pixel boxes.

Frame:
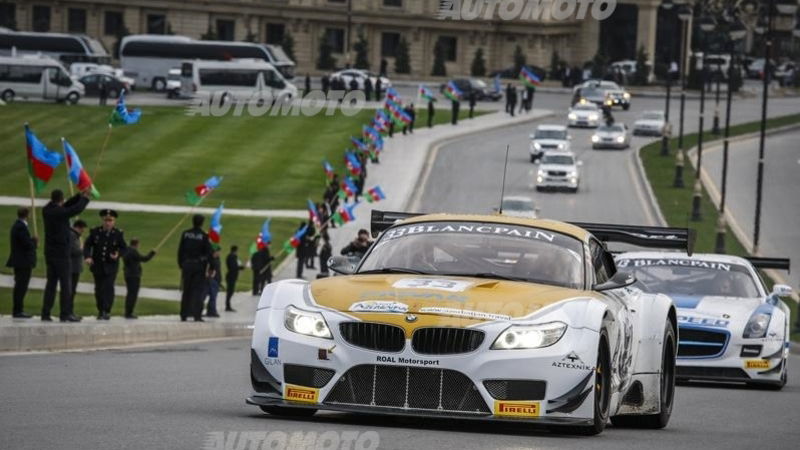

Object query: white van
[0,55,84,103]
[181,59,297,103]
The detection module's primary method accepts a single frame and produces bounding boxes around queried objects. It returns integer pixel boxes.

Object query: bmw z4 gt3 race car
[616,252,793,389]
[248,212,694,435]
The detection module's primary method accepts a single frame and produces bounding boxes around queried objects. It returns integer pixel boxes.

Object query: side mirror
[529,134,536,139]
[771,284,793,297]
[577,160,584,166]
[594,271,636,292]
[328,255,361,275]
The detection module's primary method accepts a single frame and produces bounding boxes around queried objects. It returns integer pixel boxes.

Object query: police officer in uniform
[84,209,127,320]
[178,214,212,322]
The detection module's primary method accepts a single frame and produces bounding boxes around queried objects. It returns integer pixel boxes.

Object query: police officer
[84,209,127,320]
[178,214,212,322]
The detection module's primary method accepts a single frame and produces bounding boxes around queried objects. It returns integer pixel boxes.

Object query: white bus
[120,34,296,91]
[181,59,297,103]
[0,28,110,67]
[0,55,85,103]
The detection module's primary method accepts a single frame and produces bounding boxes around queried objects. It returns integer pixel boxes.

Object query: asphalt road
[704,129,800,291]
[1,338,798,450]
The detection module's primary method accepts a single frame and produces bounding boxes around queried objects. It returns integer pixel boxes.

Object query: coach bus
[0,29,110,67]
[119,34,296,91]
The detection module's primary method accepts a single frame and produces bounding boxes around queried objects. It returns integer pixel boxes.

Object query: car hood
[532,138,567,146]
[634,120,663,127]
[539,163,576,172]
[594,130,623,138]
[570,110,598,117]
[310,274,593,330]
[673,295,762,329]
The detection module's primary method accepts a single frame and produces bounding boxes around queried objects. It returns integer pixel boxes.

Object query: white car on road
[499,196,539,219]
[616,252,792,389]
[529,125,570,162]
[568,102,602,128]
[633,111,669,137]
[592,123,630,150]
[330,69,391,90]
[536,150,581,192]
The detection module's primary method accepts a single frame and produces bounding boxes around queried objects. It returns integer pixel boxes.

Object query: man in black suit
[84,209,127,320]
[42,189,90,322]
[225,245,244,312]
[122,238,155,319]
[68,219,87,311]
[6,207,37,318]
[178,214,212,322]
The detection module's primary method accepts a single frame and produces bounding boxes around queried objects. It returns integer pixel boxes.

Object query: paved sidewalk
[0,274,179,301]
[275,109,553,281]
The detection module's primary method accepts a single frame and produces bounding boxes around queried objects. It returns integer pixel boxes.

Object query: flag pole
[153,195,208,253]
[27,177,38,238]
[60,138,74,197]
[93,123,113,181]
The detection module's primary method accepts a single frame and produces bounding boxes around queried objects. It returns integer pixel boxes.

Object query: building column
[636,2,658,60]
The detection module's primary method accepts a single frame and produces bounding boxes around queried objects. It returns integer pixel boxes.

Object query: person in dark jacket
[225,245,244,312]
[364,77,373,102]
[403,103,416,134]
[320,75,330,95]
[451,97,460,125]
[122,238,155,319]
[374,77,383,101]
[304,73,311,95]
[205,247,222,317]
[251,246,273,295]
[84,209,127,320]
[68,219,87,312]
[42,189,90,322]
[468,92,476,119]
[318,234,332,278]
[340,229,373,259]
[427,99,435,128]
[295,222,309,279]
[177,214,212,322]
[6,207,37,318]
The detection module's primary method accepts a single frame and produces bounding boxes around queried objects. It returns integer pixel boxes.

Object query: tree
[200,24,218,41]
[395,37,411,74]
[633,46,651,86]
[431,38,447,76]
[112,26,131,59]
[591,50,608,79]
[549,49,561,79]
[471,48,486,77]
[513,45,526,75]
[317,33,336,70]
[282,32,296,62]
[354,33,369,70]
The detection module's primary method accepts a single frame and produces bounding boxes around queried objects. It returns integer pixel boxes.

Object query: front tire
[562,331,611,436]
[65,92,80,105]
[259,405,318,417]
[1,89,14,102]
[611,322,676,429]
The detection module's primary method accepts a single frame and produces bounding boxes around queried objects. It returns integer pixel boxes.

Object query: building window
[0,3,16,30]
[67,8,86,33]
[437,36,457,62]
[32,5,51,32]
[146,14,167,34]
[104,11,124,36]
[383,0,403,7]
[324,28,345,54]
[381,32,401,58]
[265,23,285,44]
[327,0,346,3]
[216,19,235,41]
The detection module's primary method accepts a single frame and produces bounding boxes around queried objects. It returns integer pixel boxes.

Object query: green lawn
[1,103,480,210]
[640,112,800,340]
[0,206,299,290]
[0,287,179,317]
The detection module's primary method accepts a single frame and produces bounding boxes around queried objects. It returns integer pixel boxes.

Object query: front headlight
[568,113,578,120]
[284,305,333,339]
[591,135,600,143]
[588,114,599,121]
[557,143,565,149]
[616,136,625,143]
[491,322,567,350]
[623,92,631,99]
[533,142,542,150]
[743,312,771,339]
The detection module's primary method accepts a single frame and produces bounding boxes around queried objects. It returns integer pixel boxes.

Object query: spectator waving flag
[108,90,142,126]
[386,99,412,125]
[443,80,463,101]
[185,176,222,206]
[363,125,383,146]
[386,87,401,103]
[283,223,308,254]
[307,199,321,226]
[24,125,63,194]
[519,66,542,88]
[350,137,369,153]
[419,85,437,102]
[322,160,335,180]
[345,151,362,176]
[339,177,358,198]
[208,203,224,244]
[364,185,386,203]
[249,219,272,255]
[332,201,359,226]
[62,138,100,198]
[374,110,391,133]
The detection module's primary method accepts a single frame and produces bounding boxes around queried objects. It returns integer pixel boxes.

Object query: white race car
[616,252,792,389]
[248,213,694,435]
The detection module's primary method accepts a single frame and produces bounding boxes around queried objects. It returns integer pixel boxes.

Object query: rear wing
[370,210,696,255]
[745,257,790,272]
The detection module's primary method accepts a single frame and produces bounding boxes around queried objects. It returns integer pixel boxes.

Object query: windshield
[574,104,598,111]
[616,258,761,298]
[582,88,602,97]
[541,154,574,165]
[501,199,533,211]
[598,125,624,132]
[642,112,663,120]
[265,45,291,63]
[535,129,566,140]
[359,221,584,289]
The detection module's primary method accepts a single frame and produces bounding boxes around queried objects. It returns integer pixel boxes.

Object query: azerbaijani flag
[364,185,386,203]
[350,137,369,153]
[108,90,142,126]
[363,125,383,145]
[419,85,437,102]
[386,99,412,125]
[322,160,335,180]
[519,66,541,88]
[345,151,362,176]
[249,219,272,255]
[386,87,401,103]
[339,177,358,198]
[283,223,308,253]
[25,125,63,194]
[185,176,222,206]
[332,201,359,226]
[208,203,224,244]
[443,80,463,101]
[373,110,391,133]
[307,199,321,226]
[62,138,100,198]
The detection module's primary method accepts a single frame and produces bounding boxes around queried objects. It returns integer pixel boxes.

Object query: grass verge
[0,287,179,317]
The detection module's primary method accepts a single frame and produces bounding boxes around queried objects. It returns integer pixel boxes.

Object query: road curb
[633,143,668,227]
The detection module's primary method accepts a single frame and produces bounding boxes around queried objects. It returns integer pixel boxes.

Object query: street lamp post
[674,3,693,188]
[691,14,717,222]
[661,0,676,157]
